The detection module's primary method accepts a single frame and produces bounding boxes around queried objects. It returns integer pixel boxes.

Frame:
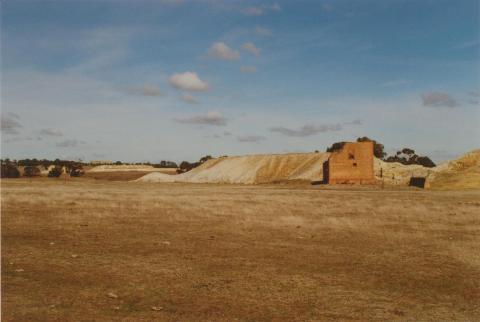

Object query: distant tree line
[13,158,84,169]
[1,160,20,178]
[0,157,180,178]
[112,160,178,168]
[1,158,86,178]
[325,137,436,168]
[384,148,436,168]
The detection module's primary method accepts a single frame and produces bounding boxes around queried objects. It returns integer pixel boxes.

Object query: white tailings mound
[89,165,176,172]
[135,149,480,188]
[136,153,331,184]
[374,159,437,186]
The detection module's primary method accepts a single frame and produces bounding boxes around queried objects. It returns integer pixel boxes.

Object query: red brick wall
[328,142,375,184]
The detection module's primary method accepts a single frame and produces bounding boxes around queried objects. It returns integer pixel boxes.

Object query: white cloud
[173,111,226,126]
[237,135,266,143]
[255,26,272,36]
[180,93,199,104]
[240,66,257,73]
[169,71,209,92]
[39,128,64,137]
[242,42,261,56]
[208,42,240,61]
[269,123,342,137]
[421,92,459,108]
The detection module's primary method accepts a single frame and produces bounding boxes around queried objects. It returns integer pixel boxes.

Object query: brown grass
[2,178,480,321]
[430,165,480,190]
[84,171,156,181]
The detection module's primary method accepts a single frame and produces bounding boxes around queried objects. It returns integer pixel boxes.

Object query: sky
[1,0,479,164]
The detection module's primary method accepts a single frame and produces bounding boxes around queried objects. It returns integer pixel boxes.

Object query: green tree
[23,166,41,177]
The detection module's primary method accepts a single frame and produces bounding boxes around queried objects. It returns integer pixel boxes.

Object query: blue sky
[1,0,479,163]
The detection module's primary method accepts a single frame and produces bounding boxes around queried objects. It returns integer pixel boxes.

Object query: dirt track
[2,178,480,321]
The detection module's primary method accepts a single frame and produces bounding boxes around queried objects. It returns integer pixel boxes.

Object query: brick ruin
[325,141,375,184]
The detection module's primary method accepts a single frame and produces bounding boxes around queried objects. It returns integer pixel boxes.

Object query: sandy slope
[375,150,480,189]
[429,149,480,190]
[89,165,176,173]
[137,153,330,184]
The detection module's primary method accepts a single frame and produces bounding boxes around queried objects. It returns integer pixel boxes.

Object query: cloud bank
[270,123,342,137]
[240,66,257,73]
[173,111,226,126]
[255,26,272,36]
[242,42,261,56]
[169,71,209,92]
[421,92,459,108]
[180,93,199,104]
[126,84,162,96]
[241,3,281,16]
[1,113,22,135]
[208,42,240,60]
[237,135,266,143]
[39,128,64,137]
[56,139,86,148]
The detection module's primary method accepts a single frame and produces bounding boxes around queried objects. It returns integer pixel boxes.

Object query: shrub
[199,155,212,163]
[48,166,63,177]
[23,166,41,177]
[178,161,197,173]
[1,164,20,178]
[326,142,346,153]
[416,156,436,168]
[70,164,84,177]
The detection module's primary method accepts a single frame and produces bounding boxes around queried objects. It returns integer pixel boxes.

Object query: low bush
[70,165,85,177]
[1,164,20,178]
[48,166,63,177]
[23,166,41,177]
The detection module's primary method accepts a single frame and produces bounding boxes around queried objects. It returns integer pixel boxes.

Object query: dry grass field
[2,178,480,321]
